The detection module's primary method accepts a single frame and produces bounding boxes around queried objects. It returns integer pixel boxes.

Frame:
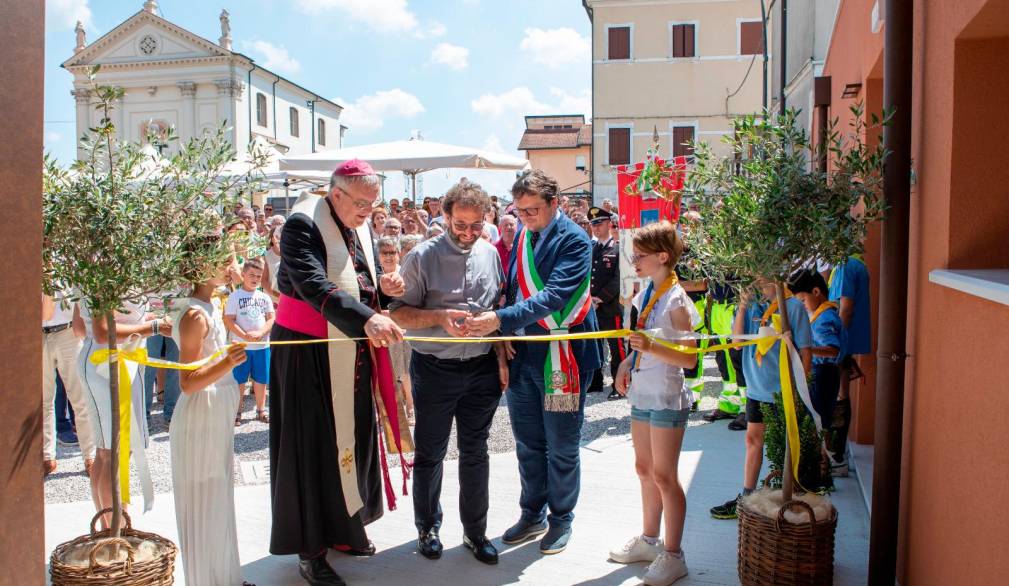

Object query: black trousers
[591,312,627,390]
[411,351,501,538]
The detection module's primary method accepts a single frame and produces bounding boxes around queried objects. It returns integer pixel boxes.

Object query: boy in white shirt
[224,258,275,424]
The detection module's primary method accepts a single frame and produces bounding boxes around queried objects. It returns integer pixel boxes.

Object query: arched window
[318,118,326,146]
[289,107,299,137]
[256,92,268,127]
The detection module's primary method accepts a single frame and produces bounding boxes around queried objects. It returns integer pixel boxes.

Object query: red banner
[616,155,687,229]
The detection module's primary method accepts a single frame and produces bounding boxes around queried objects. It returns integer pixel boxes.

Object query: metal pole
[868,0,913,583]
[779,0,787,116]
[760,0,768,112]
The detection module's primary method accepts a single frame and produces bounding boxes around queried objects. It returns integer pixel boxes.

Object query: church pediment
[62,9,231,69]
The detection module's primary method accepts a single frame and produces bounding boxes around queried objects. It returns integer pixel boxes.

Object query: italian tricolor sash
[516,228,593,412]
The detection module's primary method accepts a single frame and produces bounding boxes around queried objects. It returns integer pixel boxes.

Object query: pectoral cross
[341,448,354,473]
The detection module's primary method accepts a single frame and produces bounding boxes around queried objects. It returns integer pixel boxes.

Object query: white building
[62,1,344,167]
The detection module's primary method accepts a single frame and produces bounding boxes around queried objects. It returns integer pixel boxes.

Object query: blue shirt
[828,257,871,355]
[740,297,813,404]
[810,306,844,366]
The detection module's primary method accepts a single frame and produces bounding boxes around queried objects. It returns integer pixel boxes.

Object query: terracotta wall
[827,0,1009,583]
[821,0,884,446]
[901,1,1009,584]
[0,2,46,584]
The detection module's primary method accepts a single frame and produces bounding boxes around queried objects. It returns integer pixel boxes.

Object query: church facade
[62,1,344,162]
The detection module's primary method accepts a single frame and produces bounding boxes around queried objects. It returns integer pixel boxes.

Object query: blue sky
[44,0,592,198]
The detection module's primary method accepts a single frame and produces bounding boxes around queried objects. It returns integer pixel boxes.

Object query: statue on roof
[219,10,232,50]
[74,21,86,53]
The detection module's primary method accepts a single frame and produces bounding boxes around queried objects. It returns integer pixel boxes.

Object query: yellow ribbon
[88,347,148,505]
[90,328,817,495]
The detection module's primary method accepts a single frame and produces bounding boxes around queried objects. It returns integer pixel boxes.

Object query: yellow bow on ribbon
[89,346,151,505]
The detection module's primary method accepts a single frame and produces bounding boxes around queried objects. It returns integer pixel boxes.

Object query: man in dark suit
[467,170,601,556]
[586,207,625,398]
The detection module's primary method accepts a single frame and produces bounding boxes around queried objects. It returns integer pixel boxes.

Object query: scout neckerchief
[827,254,865,288]
[809,301,839,325]
[632,271,679,370]
[515,227,593,412]
[756,288,793,366]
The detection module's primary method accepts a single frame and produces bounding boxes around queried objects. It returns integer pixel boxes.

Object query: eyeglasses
[516,204,549,217]
[451,221,485,234]
[630,252,656,264]
[335,188,379,211]
[379,250,399,257]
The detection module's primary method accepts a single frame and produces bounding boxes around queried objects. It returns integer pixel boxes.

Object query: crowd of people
[41,160,870,586]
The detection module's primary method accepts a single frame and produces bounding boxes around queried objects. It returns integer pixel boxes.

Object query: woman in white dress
[77,297,163,525]
[170,254,251,586]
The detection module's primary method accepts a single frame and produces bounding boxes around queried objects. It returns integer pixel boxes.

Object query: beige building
[583,0,765,203]
[517,115,592,199]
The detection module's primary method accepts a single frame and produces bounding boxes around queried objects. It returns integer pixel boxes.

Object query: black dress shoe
[417,529,443,560]
[463,535,499,565]
[703,409,734,422]
[333,540,375,556]
[298,557,346,586]
[727,413,747,431]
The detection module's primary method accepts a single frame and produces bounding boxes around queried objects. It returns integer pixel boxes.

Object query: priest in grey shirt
[388,179,507,566]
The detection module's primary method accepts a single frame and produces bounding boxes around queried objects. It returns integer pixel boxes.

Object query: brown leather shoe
[44,460,57,476]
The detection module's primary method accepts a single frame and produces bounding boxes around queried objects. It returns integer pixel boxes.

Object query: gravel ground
[45,355,733,504]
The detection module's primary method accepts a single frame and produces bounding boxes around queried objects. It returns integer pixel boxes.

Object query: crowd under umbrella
[278,137,531,203]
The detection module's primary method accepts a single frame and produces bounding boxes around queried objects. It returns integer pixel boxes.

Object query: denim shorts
[630,406,691,429]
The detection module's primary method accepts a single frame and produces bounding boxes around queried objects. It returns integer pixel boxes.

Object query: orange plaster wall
[821,0,885,446]
[526,146,592,196]
[826,1,1009,583]
[900,1,1009,583]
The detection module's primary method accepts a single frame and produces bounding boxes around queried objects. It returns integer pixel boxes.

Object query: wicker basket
[738,495,838,585]
[50,509,177,585]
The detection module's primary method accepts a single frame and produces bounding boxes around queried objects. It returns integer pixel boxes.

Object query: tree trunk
[106,312,123,538]
[774,282,795,502]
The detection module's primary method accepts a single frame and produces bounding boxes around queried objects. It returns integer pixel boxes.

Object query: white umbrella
[278,138,530,201]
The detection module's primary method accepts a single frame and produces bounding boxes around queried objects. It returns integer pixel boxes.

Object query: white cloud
[519,27,591,69]
[416,21,447,39]
[549,87,592,118]
[46,131,62,144]
[248,41,301,75]
[471,87,549,119]
[481,134,504,153]
[430,43,469,71]
[298,0,444,38]
[297,0,416,32]
[471,86,592,121]
[46,0,92,31]
[336,89,425,133]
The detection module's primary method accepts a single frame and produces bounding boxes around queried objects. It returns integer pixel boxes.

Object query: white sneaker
[643,550,688,585]
[609,535,663,564]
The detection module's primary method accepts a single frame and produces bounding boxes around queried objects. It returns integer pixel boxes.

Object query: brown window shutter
[673,127,695,158]
[608,26,630,60]
[609,128,631,165]
[740,21,764,55]
[673,24,696,58]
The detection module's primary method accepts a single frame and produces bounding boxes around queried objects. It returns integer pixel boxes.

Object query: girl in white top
[77,296,165,526]
[610,221,701,586]
[170,251,250,586]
